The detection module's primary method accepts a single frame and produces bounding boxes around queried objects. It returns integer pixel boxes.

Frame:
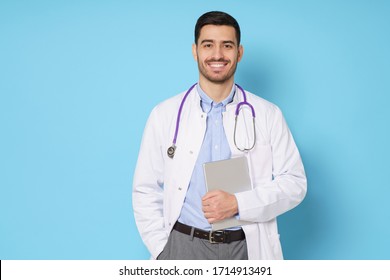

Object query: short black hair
[194,11,241,45]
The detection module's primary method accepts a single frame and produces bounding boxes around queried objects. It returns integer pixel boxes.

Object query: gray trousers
[157,229,248,260]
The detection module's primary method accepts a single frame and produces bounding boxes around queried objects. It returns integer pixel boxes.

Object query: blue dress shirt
[178,84,235,230]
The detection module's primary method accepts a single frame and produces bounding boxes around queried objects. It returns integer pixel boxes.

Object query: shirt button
[214,145,219,150]
[189,150,193,154]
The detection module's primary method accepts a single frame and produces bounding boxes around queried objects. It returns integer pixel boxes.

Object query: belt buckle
[209,230,225,244]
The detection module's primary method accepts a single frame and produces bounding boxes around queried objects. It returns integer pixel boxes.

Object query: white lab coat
[133,86,307,260]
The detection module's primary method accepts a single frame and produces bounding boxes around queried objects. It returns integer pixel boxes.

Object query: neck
[198,78,234,103]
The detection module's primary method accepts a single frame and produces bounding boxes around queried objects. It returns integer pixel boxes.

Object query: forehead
[198,25,237,44]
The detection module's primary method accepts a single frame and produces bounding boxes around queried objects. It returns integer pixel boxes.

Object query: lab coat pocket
[156,233,172,260]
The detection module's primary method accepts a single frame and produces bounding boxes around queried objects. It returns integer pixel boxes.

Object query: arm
[132,107,167,259]
[235,106,307,223]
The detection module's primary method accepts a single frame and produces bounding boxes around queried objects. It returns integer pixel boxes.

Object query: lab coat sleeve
[235,106,307,223]
[132,107,167,259]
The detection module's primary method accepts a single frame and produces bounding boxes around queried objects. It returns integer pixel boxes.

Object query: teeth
[210,64,225,67]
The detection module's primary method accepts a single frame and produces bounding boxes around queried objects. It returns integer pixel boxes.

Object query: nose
[211,45,224,60]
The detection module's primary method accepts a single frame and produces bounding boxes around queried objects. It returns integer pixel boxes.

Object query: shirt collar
[197,84,236,112]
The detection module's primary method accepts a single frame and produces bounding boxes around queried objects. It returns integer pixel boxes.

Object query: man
[133,11,306,260]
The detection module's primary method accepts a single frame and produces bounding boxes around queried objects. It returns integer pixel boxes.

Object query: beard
[197,58,238,84]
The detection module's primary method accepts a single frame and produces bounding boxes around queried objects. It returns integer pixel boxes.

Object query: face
[193,25,243,85]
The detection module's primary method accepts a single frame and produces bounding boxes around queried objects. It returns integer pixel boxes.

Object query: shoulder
[244,90,282,116]
[241,89,289,137]
[149,91,187,119]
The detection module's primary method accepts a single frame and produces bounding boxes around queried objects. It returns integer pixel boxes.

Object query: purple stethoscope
[167,83,256,158]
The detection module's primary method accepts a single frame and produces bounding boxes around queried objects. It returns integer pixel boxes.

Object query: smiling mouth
[207,61,229,70]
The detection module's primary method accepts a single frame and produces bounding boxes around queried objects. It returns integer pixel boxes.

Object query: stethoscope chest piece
[167,145,176,158]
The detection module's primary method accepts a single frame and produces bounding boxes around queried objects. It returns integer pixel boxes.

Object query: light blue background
[1,0,389,259]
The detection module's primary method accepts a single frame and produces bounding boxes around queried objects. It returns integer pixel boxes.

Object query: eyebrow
[200,39,236,46]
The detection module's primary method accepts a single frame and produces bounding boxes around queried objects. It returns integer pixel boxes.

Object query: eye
[224,44,233,49]
[203,43,213,48]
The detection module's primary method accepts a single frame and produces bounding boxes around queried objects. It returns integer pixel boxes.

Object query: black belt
[173,221,245,244]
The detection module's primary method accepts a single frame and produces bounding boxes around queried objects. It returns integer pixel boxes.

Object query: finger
[202,190,221,201]
[202,204,217,214]
[202,198,217,208]
[204,211,217,223]
[203,211,212,219]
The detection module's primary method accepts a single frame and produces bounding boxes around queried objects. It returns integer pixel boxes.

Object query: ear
[237,45,244,62]
[192,43,198,61]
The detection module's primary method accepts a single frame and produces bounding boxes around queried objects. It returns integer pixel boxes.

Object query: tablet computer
[203,156,253,230]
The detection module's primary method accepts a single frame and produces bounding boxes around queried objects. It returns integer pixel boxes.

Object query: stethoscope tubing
[172,83,197,146]
[235,84,256,118]
[168,83,256,158]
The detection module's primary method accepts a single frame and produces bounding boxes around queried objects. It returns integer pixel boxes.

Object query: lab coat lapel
[168,89,206,218]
